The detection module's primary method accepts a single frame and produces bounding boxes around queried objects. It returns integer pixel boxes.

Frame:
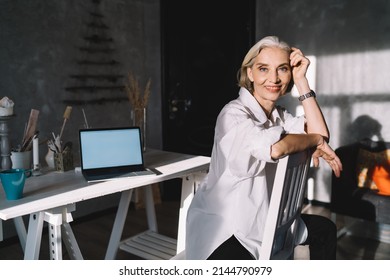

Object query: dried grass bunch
[125,72,151,108]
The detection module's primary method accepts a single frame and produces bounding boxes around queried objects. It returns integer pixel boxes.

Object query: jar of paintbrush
[54,142,74,172]
[48,106,74,172]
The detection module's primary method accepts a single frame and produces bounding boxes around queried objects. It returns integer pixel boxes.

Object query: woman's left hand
[290,47,310,84]
[312,140,343,178]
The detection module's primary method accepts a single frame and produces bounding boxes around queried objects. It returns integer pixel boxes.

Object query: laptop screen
[79,127,143,170]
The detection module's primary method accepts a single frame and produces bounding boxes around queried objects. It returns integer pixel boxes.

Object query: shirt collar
[238,87,282,125]
[269,107,283,125]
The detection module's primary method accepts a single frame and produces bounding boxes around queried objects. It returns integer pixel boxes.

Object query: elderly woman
[186,36,342,260]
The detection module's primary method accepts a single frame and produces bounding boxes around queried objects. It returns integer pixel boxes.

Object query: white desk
[0,149,210,260]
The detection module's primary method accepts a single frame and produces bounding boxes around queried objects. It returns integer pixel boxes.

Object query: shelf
[84,35,113,43]
[65,85,125,92]
[69,74,123,82]
[86,22,108,29]
[119,230,177,260]
[78,47,114,53]
[62,96,128,106]
[76,59,119,65]
[63,0,125,107]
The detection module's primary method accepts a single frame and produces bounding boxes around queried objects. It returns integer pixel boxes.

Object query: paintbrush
[59,106,72,139]
[82,108,89,129]
[21,109,39,151]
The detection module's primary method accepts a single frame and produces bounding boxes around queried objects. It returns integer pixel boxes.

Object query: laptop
[79,126,158,182]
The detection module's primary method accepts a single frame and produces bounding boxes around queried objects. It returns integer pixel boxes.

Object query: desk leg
[13,216,27,252]
[48,222,62,260]
[44,205,83,260]
[62,223,83,260]
[24,212,45,260]
[0,218,27,252]
[176,176,194,254]
[144,185,157,232]
[105,189,134,260]
[176,173,207,254]
[24,206,82,260]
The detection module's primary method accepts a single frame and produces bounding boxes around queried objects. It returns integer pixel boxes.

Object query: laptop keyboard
[117,169,155,177]
[85,168,158,183]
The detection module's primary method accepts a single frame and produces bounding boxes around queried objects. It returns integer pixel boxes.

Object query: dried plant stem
[125,72,151,109]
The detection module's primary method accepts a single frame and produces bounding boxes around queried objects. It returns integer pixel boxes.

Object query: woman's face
[247,47,292,105]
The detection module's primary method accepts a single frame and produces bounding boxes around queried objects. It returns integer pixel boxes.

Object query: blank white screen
[80,128,142,169]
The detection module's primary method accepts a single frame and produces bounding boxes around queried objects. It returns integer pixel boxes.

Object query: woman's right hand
[312,138,343,177]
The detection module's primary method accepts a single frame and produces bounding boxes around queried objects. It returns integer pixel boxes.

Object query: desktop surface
[0,149,210,221]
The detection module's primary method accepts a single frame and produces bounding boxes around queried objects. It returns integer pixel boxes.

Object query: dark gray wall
[0,0,161,239]
[0,0,162,167]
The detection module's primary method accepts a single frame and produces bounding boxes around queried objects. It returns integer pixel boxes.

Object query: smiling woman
[185,36,342,260]
[247,47,292,110]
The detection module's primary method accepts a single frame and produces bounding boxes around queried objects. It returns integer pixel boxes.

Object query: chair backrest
[259,149,313,260]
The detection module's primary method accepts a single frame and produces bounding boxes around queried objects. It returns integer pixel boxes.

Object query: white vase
[45,149,55,169]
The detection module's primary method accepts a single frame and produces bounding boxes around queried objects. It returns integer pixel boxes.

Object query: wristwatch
[298,90,316,102]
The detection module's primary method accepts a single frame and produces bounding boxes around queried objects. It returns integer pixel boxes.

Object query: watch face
[298,91,315,101]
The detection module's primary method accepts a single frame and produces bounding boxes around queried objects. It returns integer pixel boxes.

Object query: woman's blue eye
[279,67,288,72]
[259,67,267,72]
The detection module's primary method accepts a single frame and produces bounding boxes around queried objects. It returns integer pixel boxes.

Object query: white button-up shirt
[186,87,307,259]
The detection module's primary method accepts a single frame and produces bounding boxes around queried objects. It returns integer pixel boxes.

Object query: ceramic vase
[45,149,55,169]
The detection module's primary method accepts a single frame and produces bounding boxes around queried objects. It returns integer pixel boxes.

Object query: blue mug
[0,168,31,200]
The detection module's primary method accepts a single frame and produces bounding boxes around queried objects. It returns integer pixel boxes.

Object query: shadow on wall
[344,115,384,144]
[319,115,384,204]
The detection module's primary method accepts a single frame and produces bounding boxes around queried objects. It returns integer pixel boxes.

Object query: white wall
[314,50,390,202]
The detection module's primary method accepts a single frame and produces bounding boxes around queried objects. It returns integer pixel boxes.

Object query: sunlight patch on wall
[317,49,390,95]
[292,55,316,116]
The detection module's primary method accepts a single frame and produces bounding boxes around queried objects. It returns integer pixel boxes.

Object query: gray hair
[238,36,291,93]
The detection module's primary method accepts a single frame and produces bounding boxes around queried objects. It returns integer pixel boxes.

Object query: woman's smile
[264,85,282,93]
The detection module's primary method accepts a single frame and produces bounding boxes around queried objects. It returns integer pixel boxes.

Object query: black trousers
[207,214,337,260]
[300,214,337,260]
[207,235,255,260]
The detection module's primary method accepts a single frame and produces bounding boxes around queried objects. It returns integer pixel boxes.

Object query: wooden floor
[1,200,389,260]
[301,203,390,260]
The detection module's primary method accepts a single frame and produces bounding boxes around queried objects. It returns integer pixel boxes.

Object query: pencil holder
[54,150,74,172]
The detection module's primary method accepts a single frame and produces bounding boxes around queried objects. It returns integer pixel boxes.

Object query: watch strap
[298,90,316,102]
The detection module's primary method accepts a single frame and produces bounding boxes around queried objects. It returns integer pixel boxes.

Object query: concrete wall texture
[0,0,162,167]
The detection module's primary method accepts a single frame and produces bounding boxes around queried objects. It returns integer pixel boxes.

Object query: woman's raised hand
[290,47,310,85]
